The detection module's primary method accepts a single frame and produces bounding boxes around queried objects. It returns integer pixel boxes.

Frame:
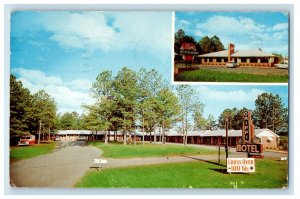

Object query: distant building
[164,128,279,150]
[197,44,279,67]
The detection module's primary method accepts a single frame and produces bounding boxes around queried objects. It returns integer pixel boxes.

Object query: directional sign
[227,158,255,173]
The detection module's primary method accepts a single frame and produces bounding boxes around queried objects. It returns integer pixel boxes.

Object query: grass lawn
[10,142,57,161]
[89,141,220,158]
[175,69,288,82]
[76,158,288,188]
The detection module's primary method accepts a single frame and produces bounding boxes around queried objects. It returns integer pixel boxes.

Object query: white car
[275,63,288,69]
[226,61,238,68]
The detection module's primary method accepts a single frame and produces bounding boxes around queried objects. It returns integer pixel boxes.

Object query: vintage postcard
[174,12,289,83]
[9,11,288,190]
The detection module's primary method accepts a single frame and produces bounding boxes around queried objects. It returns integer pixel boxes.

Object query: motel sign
[227,158,255,173]
[236,111,263,154]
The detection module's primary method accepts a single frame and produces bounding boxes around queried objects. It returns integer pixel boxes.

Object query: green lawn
[89,141,220,158]
[175,69,288,82]
[10,142,57,161]
[76,159,288,188]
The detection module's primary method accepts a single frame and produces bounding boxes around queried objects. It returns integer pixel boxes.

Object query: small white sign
[227,158,255,173]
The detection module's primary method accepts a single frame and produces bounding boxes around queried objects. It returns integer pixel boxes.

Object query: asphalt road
[10,141,101,188]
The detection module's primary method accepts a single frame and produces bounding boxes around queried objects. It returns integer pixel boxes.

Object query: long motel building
[197,44,279,68]
[56,128,279,150]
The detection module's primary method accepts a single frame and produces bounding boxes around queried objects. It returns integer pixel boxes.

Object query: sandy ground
[9,141,288,188]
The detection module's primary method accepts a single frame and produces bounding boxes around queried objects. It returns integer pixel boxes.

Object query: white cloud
[189,15,288,55]
[196,16,265,37]
[194,86,266,118]
[272,23,288,31]
[12,68,63,86]
[41,12,116,52]
[195,86,265,105]
[36,12,172,60]
[13,68,95,114]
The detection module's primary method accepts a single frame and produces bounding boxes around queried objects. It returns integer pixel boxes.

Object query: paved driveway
[10,141,102,188]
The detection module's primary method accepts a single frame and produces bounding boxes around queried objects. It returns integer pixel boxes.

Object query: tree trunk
[38,120,42,144]
[185,109,188,145]
[48,127,50,141]
[162,121,165,145]
[114,131,116,142]
[134,130,136,145]
[154,131,156,145]
[123,132,126,145]
[142,116,145,145]
[105,131,108,144]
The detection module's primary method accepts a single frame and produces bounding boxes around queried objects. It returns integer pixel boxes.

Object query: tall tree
[210,35,225,52]
[156,87,180,144]
[176,85,203,145]
[29,90,57,144]
[218,108,238,129]
[253,93,288,133]
[193,103,206,130]
[199,35,225,54]
[10,74,33,144]
[58,112,80,130]
[113,67,141,145]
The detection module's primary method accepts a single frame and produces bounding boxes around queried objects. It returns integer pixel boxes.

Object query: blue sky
[175,12,289,56]
[10,11,288,119]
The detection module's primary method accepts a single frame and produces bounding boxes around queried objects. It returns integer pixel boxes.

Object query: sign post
[236,110,263,157]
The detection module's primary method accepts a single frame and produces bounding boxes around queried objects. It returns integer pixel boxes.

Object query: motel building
[197,44,279,68]
[56,128,280,150]
[164,128,279,150]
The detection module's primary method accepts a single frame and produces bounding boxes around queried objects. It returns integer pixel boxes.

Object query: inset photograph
[174,12,289,83]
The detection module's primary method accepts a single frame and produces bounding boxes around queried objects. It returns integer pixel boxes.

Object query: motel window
[267,140,271,143]
[241,58,247,62]
[261,57,269,63]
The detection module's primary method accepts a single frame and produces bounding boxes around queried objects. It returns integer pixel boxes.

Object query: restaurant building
[197,44,279,67]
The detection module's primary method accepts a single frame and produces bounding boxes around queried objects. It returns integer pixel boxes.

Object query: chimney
[228,43,235,61]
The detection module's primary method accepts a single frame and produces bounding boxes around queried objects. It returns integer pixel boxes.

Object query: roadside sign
[236,144,263,153]
[227,158,255,173]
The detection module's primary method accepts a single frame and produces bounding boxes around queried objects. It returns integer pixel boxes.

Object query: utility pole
[225,117,229,161]
[38,120,42,144]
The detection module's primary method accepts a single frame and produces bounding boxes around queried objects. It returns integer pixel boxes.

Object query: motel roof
[197,49,275,58]
[57,130,93,135]
[197,50,228,58]
[231,50,275,57]
[200,129,227,137]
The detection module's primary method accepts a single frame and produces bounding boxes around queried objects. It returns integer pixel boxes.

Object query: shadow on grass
[179,155,225,167]
[210,168,228,174]
[180,155,231,174]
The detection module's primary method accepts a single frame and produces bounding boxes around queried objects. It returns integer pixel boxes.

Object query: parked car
[275,63,288,69]
[77,136,87,141]
[54,137,62,141]
[226,61,238,68]
[18,135,35,146]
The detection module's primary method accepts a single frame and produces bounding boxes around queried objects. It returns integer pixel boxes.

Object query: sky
[175,11,289,56]
[10,11,288,119]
